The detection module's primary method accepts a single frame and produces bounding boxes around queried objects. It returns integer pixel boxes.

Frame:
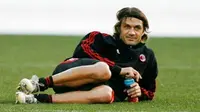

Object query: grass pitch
[0,35,200,112]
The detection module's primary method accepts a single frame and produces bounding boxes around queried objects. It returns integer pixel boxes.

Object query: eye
[124,25,131,29]
[134,25,142,31]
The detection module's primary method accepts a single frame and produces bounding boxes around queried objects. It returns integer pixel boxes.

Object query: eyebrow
[123,22,142,27]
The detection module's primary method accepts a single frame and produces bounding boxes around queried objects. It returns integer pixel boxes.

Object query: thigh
[52,58,100,93]
[52,58,99,75]
[52,85,114,104]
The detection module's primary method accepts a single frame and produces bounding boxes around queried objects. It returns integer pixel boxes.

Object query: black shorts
[52,58,104,93]
[106,77,127,102]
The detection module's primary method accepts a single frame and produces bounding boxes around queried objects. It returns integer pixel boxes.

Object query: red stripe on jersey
[81,31,115,66]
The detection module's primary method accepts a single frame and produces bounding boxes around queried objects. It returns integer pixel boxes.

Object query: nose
[129,28,136,36]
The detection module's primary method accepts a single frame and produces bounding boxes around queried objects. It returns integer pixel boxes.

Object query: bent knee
[100,86,114,103]
[90,85,114,103]
[93,62,111,81]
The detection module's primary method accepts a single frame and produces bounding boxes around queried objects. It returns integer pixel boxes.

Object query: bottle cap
[124,79,135,87]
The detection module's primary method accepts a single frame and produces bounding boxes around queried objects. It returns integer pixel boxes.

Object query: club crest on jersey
[139,54,146,62]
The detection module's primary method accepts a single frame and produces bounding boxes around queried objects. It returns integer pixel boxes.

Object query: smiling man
[73,7,158,102]
[16,7,158,104]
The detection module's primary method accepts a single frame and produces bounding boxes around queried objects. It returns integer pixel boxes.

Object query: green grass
[0,35,200,112]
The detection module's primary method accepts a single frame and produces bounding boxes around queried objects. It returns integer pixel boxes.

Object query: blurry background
[0,0,200,37]
[1,0,200,111]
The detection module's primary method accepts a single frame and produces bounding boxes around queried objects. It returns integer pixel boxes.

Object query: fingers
[127,83,141,97]
[121,67,142,81]
[134,70,141,82]
[127,89,141,98]
[129,89,141,98]
[126,70,141,82]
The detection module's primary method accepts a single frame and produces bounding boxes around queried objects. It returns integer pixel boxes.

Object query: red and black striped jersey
[71,31,158,101]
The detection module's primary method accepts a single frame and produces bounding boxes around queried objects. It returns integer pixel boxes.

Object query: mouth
[127,37,137,41]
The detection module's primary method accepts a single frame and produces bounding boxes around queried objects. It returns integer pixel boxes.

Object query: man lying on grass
[16,7,158,104]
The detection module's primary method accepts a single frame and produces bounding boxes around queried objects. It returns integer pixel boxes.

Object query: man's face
[119,17,144,45]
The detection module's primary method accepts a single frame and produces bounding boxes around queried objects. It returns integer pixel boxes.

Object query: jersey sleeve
[139,51,158,101]
[73,31,121,75]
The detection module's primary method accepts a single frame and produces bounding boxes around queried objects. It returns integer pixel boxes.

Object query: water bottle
[124,78,139,102]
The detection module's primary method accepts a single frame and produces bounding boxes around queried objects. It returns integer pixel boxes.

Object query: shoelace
[31,75,41,94]
[17,82,29,94]
[25,94,36,103]
[31,75,47,94]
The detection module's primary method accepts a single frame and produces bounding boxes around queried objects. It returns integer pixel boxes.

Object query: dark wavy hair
[113,7,149,41]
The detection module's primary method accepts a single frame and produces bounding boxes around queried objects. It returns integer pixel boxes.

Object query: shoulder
[143,46,157,61]
[145,47,155,55]
[83,31,116,46]
[87,31,113,38]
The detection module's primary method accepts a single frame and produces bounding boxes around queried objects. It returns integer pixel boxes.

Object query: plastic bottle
[124,78,139,102]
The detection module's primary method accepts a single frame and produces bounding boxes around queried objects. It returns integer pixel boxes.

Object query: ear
[141,33,148,43]
[141,31,145,36]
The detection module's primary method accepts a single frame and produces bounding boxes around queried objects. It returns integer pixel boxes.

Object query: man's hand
[120,67,142,82]
[127,82,141,98]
